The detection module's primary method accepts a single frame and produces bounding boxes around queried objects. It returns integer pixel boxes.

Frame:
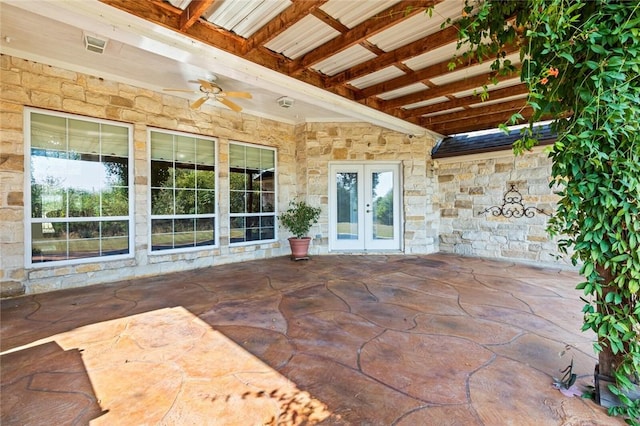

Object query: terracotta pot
[288,237,311,260]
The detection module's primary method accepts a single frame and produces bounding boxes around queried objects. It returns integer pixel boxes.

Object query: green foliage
[279,200,321,239]
[449,1,640,422]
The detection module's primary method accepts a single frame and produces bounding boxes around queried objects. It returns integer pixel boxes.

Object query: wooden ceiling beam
[311,8,349,33]
[380,68,520,110]
[289,0,437,75]
[179,0,216,31]
[401,83,529,118]
[429,108,534,135]
[329,25,459,88]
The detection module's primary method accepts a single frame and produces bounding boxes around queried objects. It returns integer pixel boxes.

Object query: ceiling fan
[164,77,252,112]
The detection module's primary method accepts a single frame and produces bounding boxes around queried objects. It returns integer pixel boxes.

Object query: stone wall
[435,149,571,265]
[0,55,440,295]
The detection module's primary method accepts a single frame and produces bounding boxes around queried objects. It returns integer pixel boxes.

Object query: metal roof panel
[313,45,377,76]
[265,15,340,59]
[321,0,401,28]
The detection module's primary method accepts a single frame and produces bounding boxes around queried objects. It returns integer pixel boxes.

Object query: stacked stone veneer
[0,55,440,295]
[435,150,571,265]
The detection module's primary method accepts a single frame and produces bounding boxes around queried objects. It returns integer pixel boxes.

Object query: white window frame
[148,128,219,254]
[228,141,277,247]
[24,107,134,268]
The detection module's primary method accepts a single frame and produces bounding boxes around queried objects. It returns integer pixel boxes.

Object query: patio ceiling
[98,0,530,136]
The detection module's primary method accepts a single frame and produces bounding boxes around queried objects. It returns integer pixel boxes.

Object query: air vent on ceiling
[83,32,108,54]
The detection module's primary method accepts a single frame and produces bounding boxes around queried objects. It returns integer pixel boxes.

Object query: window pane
[175,163,196,188]
[261,150,275,169]
[174,218,194,248]
[68,221,100,259]
[230,216,245,243]
[31,113,66,150]
[103,236,128,255]
[150,132,173,160]
[175,189,195,214]
[151,161,173,188]
[102,124,128,157]
[69,119,100,155]
[151,189,174,215]
[247,191,260,213]
[229,171,247,190]
[262,192,275,212]
[176,135,196,164]
[196,189,215,214]
[68,190,100,217]
[230,191,246,213]
[196,139,214,165]
[152,219,173,251]
[102,187,128,216]
[102,220,128,237]
[246,146,261,169]
[196,167,215,189]
[229,144,245,168]
[103,156,128,186]
[195,218,215,246]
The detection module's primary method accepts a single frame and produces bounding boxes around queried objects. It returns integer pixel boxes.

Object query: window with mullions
[229,142,276,244]
[149,130,217,252]
[27,109,132,266]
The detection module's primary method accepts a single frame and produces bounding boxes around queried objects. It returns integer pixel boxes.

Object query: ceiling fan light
[277,96,294,108]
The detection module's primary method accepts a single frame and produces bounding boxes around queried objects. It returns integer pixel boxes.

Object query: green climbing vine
[443,1,640,423]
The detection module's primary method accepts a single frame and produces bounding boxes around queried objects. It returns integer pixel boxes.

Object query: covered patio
[1,254,621,425]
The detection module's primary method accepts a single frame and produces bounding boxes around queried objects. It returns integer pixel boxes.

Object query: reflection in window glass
[229,142,276,244]
[149,129,216,252]
[27,110,132,265]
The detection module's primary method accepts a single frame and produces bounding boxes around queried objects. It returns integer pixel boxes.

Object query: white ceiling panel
[452,77,523,98]
[403,42,460,71]
[378,82,429,100]
[203,0,292,38]
[469,93,528,107]
[430,53,521,86]
[349,66,406,89]
[422,106,465,117]
[313,45,377,76]
[265,15,339,59]
[402,96,450,110]
[368,0,464,51]
[321,0,401,28]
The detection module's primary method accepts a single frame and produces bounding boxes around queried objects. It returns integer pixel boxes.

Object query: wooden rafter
[179,0,215,31]
[421,99,529,126]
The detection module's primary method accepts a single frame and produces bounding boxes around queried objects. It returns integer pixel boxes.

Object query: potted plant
[279,199,321,260]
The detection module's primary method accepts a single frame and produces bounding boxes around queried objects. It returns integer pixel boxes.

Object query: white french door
[329,162,402,251]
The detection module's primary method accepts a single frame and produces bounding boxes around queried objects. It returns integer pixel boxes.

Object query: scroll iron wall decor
[480,184,551,218]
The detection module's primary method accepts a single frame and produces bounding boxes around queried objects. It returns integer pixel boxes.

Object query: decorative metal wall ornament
[480,184,551,218]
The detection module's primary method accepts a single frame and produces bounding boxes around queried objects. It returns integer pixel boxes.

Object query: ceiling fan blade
[191,97,208,109]
[197,79,215,90]
[164,88,197,93]
[222,91,252,99]
[218,97,242,112]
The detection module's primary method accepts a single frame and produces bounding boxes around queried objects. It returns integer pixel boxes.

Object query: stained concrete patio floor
[0,253,624,425]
